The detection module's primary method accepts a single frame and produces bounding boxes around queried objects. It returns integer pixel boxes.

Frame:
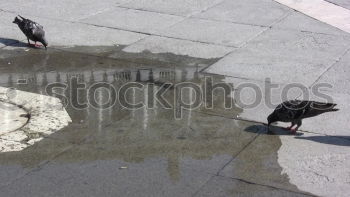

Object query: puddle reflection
[0,48,258,181]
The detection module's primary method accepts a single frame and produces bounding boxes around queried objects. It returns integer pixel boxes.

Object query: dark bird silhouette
[267,100,339,134]
[13,15,48,49]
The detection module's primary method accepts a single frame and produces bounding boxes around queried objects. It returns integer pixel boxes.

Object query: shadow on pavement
[295,135,350,146]
[244,125,304,136]
[245,125,350,146]
[0,37,27,47]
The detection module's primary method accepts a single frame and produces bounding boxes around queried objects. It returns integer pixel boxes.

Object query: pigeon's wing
[24,20,45,41]
[275,100,308,121]
[33,21,44,30]
[22,19,36,35]
[32,23,45,39]
[274,103,297,121]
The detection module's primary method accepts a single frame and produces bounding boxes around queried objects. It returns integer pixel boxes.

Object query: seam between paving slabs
[0,98,31,134]
[3,7,345,48]
[190,134,260,197]
[0,5,262,48]
[272,9,350,37]
[310,46,350,87]
[202,9,294,72]
[0,6,341,196]
[3,4,240,47]
[215,134,261,176]
[0,131,92,189]
[0,117,91,187]
[0,144,73,188]
[188,108,264,196]
[323,0,350,10]
[121,0,225,18]
[188,111,316,197]
[216,174,316,197]
[116,0,227,18]
[191,174,217,197]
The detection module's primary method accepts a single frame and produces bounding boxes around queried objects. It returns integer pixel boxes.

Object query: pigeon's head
[13,16,21,24]
[267,111,278,126]
[41,38,48,48]
[39,38,48,50]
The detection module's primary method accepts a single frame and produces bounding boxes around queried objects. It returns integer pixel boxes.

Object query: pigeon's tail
[18,15,26,20]
[304,102,339,118]
[327,108,339,112]
[312,102,338,111]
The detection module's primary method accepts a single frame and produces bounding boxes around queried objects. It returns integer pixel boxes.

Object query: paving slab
[0,12,27,47]
[194,0,291,26]
[194,176,311,197]
[273,11,350,36]
[0,12,147,47]
[123,35,235,59]
[80,7,185,35]
[206,48,330,85]
[290,50,350,136]
[0,102,28,136]
[219,134,304,193]
[0,137,73,186]
[121,0,224,17]
[0,157,213,197]
[221,77,303,125]
[278,132,350,197]
[316,49,350,95]
[0,87,72,152]
[300,91,350,137]
[221,76,350,137]
[205,28,350,84]
[159,18,266,47]
[85,109,258,174]
[234,27,350,63]
[275,0,350,33]
[0,0,129,21]
[326,0,350,10]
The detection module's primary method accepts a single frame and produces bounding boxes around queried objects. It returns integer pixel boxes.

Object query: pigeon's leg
[290,120,302,134]
[285,122,296,130]
[27,38,31,46]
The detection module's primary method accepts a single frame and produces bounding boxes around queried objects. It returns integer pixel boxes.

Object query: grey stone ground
[0,0,350,196]
[326,0,350,10]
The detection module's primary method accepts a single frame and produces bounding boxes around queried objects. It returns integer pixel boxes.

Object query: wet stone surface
[0,46,311,196]
[0,102,28,135]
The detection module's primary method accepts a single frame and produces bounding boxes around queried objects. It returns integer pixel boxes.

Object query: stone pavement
[0,87,71,152]
[0,0,350,196]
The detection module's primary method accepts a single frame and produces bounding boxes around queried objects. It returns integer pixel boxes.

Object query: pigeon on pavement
[267,100,339,134]
[13,15,48,49]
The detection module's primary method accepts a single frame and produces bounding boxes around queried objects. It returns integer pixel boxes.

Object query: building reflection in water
[0,51,245,181]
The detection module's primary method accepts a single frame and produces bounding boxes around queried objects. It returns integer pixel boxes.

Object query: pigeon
[267,100,339,134]
[13,15,48,49]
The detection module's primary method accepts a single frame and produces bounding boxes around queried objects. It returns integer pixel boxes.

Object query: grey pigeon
[13,15,48,49]
[267,100,338,134]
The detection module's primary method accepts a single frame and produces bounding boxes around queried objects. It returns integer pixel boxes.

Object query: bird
[13,15,48,49]
[267,100,339,134]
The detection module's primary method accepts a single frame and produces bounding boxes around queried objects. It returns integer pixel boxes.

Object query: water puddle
[0,46,306,195]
